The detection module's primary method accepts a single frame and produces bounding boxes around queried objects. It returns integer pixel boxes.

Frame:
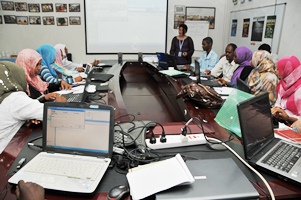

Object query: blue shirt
[198,50,219,73]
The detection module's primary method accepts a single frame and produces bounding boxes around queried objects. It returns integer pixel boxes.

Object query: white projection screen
[84,0,168,54]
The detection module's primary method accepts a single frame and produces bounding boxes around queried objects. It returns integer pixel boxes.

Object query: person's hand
[184,64,190,70]
[91,60,100,66]
[291,118,301,134]
[55,95,66,102]
[60,80,72,90]
[74,76,83,82]
[271,107,290,121]
[26,119,41,127]
[183,52,188,57]
[216,78,227,86]
[77,67,84,72]
[45,93,59,101]
[16,180,44,200]
[204,70,211,75]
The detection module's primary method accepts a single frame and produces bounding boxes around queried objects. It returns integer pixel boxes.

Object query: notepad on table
[159,69,186,77]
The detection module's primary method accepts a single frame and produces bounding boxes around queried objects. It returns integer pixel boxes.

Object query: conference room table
[1,61,301,200]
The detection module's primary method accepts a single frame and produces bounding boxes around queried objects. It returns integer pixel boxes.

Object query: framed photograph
[1,1,14,11]
[69,3,80,12]
[0,16,2,24]
[4,15,16,24]
[16,16,28,25]
[15,2,27,11]
[55,3,67,12]
[28,3,40,12]
[174,14,184,29]
[186,7,216,29]
[41,3,53,12]
[57,17,68,26]
[69,16,81,25]
[174,5,185,15]
[42,16,54,25]
[29,16,41,25]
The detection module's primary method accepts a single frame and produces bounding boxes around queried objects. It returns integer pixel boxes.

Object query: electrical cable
[207,137,275,200]
[27,136,43,149]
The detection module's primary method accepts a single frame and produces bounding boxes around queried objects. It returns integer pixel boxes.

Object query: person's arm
[169,37,177,55]
[16,180,44,200]
[40,65,60,83]
[207,53,220,71]
[186,37,195,58]
[210,57,224,77]
[271,107,298,125]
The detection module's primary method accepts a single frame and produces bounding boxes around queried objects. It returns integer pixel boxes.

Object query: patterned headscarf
[0,61,27,103]
[248,50,278,106]
[231,46,253,82]
[276,56,301,115]
[15,49,49,95]
[36,44,57,77]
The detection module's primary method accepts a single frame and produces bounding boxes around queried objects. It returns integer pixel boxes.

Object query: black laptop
[236,78,251,93]
[237,92,301,186]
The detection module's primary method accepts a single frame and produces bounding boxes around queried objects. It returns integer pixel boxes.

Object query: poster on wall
[251,16,265,41]
[186,7,215,29]
[15,2,27,11]
[16,16,28,25]
[1,1,14,10]
[242,18,250,37]
[28,3,40,12]
[41,4,53,12]
[55,3,67,12]
[43,16,54,25]
[29,16,41,25]
[174,5,185,29]
[231,19,237,36]
[69,3,80,12]
[4,15,16,24]
[69,16,80,25]
[265,15,276,38]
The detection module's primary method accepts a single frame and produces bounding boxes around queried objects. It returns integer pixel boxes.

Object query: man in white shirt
[198,37,219,74]
[210,43,238,83]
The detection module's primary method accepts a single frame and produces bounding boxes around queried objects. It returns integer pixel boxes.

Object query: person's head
[258,43,271,53]
[0,61,27,103]
[36,44,56,67]
[225,43,237,63]
[251,50,271,67]
[277,55,301,80]
[233,46,253,65]
[54,43,67,59]
[202,37,213,52]
[178,24,188,36]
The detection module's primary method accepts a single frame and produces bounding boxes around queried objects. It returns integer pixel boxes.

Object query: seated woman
[36,44,82,84]
[15,48,71,100]
[54,43,99,71]
[217,46,253,87]
[271,55,301,125]
[0,61,66,153]
[248,50,279,106]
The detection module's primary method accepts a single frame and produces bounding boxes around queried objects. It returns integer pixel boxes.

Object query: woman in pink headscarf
[271,55,301,125]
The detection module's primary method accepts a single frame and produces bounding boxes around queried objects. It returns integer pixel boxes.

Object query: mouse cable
[27,136,43,149]
[207,137,275,200]
[114,113,136,122]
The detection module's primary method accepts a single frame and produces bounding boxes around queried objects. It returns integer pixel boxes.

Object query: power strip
[145,134,206,149]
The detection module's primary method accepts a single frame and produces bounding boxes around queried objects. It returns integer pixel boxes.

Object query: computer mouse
[106,185,130,200]
[206,142,227,151]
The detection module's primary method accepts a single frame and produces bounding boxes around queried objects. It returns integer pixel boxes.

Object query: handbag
[176,82,223,108]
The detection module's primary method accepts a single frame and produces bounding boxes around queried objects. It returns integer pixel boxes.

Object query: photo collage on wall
[174,5,216,29]
[0,1,81,26]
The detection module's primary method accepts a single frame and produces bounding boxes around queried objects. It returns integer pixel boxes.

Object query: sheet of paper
[71,85,85,94]
[213,87,234,95]
[189,76,207,81]
[54,90,73,95]
[159,70,185,77]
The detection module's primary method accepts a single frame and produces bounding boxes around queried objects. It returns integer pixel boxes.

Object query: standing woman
[170,24,195,68]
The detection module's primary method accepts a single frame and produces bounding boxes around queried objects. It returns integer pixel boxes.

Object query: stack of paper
[159,69,186,77]
[126,153,194,200]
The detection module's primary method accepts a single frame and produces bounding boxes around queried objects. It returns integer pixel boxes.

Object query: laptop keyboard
[62,93,83,102]
[25,156,105,180]
[261,142,301,172]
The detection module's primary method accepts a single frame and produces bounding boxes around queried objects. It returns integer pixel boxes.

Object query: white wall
[0,0,229,64]
[226,0,301,59]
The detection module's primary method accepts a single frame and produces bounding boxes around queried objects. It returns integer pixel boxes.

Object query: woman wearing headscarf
[36,44,81,84]
[16,48,71,100]
[0,61,64,153]
[248,50,279,106]
[271,56,301,125]
[218,46,253,87]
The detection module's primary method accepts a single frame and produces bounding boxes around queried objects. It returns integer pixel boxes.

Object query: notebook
[9,102,115,194]
[237,92,301,186]
[156,158,259,200]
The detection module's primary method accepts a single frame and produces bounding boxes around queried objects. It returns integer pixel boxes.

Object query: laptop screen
[43,103,114,157]
[166,54,176,69]
[236,78,251,93]
[237,92,274,160]
[195,60,201,84]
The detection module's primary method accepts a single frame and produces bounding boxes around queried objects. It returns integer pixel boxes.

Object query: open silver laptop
[156,158,259,199]
[237,92,301,186]
[9,102,114,194]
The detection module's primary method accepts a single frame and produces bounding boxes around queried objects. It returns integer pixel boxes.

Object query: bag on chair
[176,82,223,108]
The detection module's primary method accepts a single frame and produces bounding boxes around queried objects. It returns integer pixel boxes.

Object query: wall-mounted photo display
[28,3,40,12]
[15,2,27,11]
[69,3,80,12]
[4,15,16,24]
[55,3,67,12]
[186,7,216,29]
[16,16,28,25]
[1,1,14,11]
[43,16,54,25]
[29,16,41,25]
[0,16,2,24]
[69,16,80,25]
[57,17,68,26]
[41,4,53,12]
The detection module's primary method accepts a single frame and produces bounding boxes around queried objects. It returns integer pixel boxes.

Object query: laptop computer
[237,92,301,186]
[156,158,259,199]
[236,78,251,93]
[9,102,115,194]
[194,60,201,84]
[156,52,168,70]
